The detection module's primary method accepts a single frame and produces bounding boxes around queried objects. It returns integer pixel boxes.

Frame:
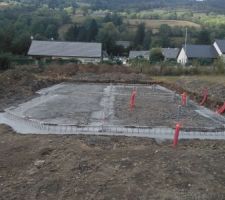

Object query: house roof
[215,39,225,53]
[28,40,102,58]
[183,44,218,59]
[129,51,150,59]
[162,48,180,59]
[116,41,131,48]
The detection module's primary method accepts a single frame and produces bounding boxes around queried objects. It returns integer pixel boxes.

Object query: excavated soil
[1,125,225,200]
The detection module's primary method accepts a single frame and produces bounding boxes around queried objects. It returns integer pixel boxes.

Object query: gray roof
[129,51,150,59]
[28,40,102,58]
[162,48,180,59]
[215,39,225,53]
[183,44,218,59]
[116,41,131,48]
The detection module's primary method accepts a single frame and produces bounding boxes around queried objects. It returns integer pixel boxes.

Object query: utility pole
[184,27,188,52]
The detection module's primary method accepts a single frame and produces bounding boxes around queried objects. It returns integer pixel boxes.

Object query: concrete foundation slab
[1,83,225,139]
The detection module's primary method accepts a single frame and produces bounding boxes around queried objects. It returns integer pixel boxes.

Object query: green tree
[76,26,88,41]
[196,29,211,44]
[97,22,119,54]
[159,24,172,47]
[214,57,225,74]
[64,25,79,41]
[143,30,152,50]
[11,33,31,55]
[0,25,15,52]
[150,48,164,63]
[81,6,89,16]
[86,19,98,42]
[134,23,145,47]
[0,53,11,71]
[45,24,59,39]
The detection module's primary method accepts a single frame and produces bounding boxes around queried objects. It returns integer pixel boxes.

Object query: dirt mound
[78,64,133,74]
[43,63,79,78]
[0,66,57,110]
[72,72,151,83]
[158,76,225,110]
[174,77,225,109]
[175,77,225,102]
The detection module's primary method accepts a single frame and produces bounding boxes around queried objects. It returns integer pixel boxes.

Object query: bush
[150,48,164,63]
[214,57,225,74]
[0,53,12,71]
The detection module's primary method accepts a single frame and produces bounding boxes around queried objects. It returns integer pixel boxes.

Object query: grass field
[126,19,201,30]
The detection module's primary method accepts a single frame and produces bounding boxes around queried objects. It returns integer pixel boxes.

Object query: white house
[213,39,225,57]
[129,51,150,60]
[28,40,103,64]
[177,44,218,65]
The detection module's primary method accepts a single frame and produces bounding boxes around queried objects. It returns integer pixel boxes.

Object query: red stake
[173,123,181,147]
[217,102,225,114]
[130,89,137,110]
[200,88,208,106]
[181,92,187,106]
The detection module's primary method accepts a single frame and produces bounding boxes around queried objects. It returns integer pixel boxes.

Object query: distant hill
[1,0,225,12]
[82,0,225,12]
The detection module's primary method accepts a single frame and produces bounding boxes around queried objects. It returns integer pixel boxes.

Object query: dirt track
[0,125,225,200]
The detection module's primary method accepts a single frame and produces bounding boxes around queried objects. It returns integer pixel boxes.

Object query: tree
[0,25,15,52]
[31,18,46,36]
[150,48,164,63]
[159,24,172,47]
[97,22,119,55]
[76,26,88,41]
[45,24,59,39]
[11,33,31,55]
[134,23,145,47]
[196,29,211,44]
[214,57,225,74]
[80,6,89,16]
[103,13,123,26]
[143,30,152,50]
[86,19,98,42]
[0,53,11,71]
[64,25,79,41]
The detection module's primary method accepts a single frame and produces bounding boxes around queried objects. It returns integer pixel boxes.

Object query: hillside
[83,0,225,12]
[1,0,225,12]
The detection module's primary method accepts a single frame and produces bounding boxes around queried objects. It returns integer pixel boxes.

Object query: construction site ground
[0,64,225,200]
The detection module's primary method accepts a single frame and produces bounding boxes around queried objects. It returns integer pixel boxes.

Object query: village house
[129,51,150,60]
[213,39,225,58]
[28,40,103,64]
[177,44,218,65]
[162,48,180,61]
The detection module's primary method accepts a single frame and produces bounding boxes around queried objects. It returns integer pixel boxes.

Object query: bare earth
[0,125,225,200]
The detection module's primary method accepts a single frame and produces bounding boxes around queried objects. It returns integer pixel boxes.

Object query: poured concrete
[1,83,225,139]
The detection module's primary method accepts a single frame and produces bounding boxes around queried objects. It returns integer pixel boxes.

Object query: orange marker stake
[181,92,187,106]
[173,123,181,147]
[130,89,137,110]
